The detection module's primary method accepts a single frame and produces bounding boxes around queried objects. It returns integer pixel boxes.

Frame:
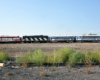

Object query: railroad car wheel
[70,41,73,43]
[66,41,69,43]
[92,41,94,42]
[96,41,99,43]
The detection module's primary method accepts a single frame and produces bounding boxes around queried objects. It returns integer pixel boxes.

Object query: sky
[0,0,100,36]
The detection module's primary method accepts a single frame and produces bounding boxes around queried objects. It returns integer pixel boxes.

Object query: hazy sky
[0,0,100,36]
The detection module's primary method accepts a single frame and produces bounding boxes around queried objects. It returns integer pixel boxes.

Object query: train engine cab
[76,34,100,42]
[0,36,22,43]
[49,35,75,43]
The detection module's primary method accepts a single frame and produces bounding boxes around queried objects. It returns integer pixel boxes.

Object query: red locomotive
[0,36,22,43]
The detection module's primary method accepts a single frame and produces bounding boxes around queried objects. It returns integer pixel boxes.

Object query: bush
[16,49,47,66]
[16,48,75,66]
[86,50,100,63]
[58,47,75,62]
[0,51,10,62]
[15,51,31,63]
[93,50,100,63]
[68,51,85,66]
[46,49,63,65]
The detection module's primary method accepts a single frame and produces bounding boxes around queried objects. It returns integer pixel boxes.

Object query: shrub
[46,49,63,65]
[58,47,75,62]
[16,49,47,66]
[0,51,10,62]
[15,51,29,63]
[68,51,85,67]
[86,50,100,63]
[91,50,100,63]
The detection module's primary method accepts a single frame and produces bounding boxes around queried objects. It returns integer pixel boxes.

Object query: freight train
[0,33,100,43]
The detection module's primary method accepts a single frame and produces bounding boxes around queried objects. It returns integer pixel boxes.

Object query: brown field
[0,43,100,57]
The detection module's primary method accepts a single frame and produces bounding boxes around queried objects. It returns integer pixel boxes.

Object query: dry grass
[21,58,28,68]
[49,68,54,72]
[16,72,20,74]
[22,62,28,68]
[99,53,100,64]
[2,47,7,50]
[6,72,12,76]
[87,48,91,50]
[85,67,91,74]
[74,48,80,49]
[84,54,92,74]
[9,47,14,49]
[85,54,92,67]
[40,71,46,76]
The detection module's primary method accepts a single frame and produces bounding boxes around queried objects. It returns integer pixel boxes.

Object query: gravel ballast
[0,66,100,80]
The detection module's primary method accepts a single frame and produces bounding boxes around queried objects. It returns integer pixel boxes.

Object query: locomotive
[0,33,100,43]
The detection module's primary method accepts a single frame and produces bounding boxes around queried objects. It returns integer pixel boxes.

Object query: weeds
[68,51,85,67]
[49,68,54,72]
[74,48,80,49]
[40,71,46,76]
[85,67,91,74]
[21,58,28,68]
[16,72,20,74]
[6,72,12,76]
[16,49,47,66]
[46,49,63,66]
[14,47,100,67]
[87,49,100,63]
[0,51,10,62]
[84,53,92,74]
[85,52,92,66]
[92,50,100,63]
[2,47,7,50]
[87,48,91,50]
[58,47,75,62]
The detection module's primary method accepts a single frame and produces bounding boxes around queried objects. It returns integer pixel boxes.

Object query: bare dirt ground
[0,43,100,57]
[0,43,100,80]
